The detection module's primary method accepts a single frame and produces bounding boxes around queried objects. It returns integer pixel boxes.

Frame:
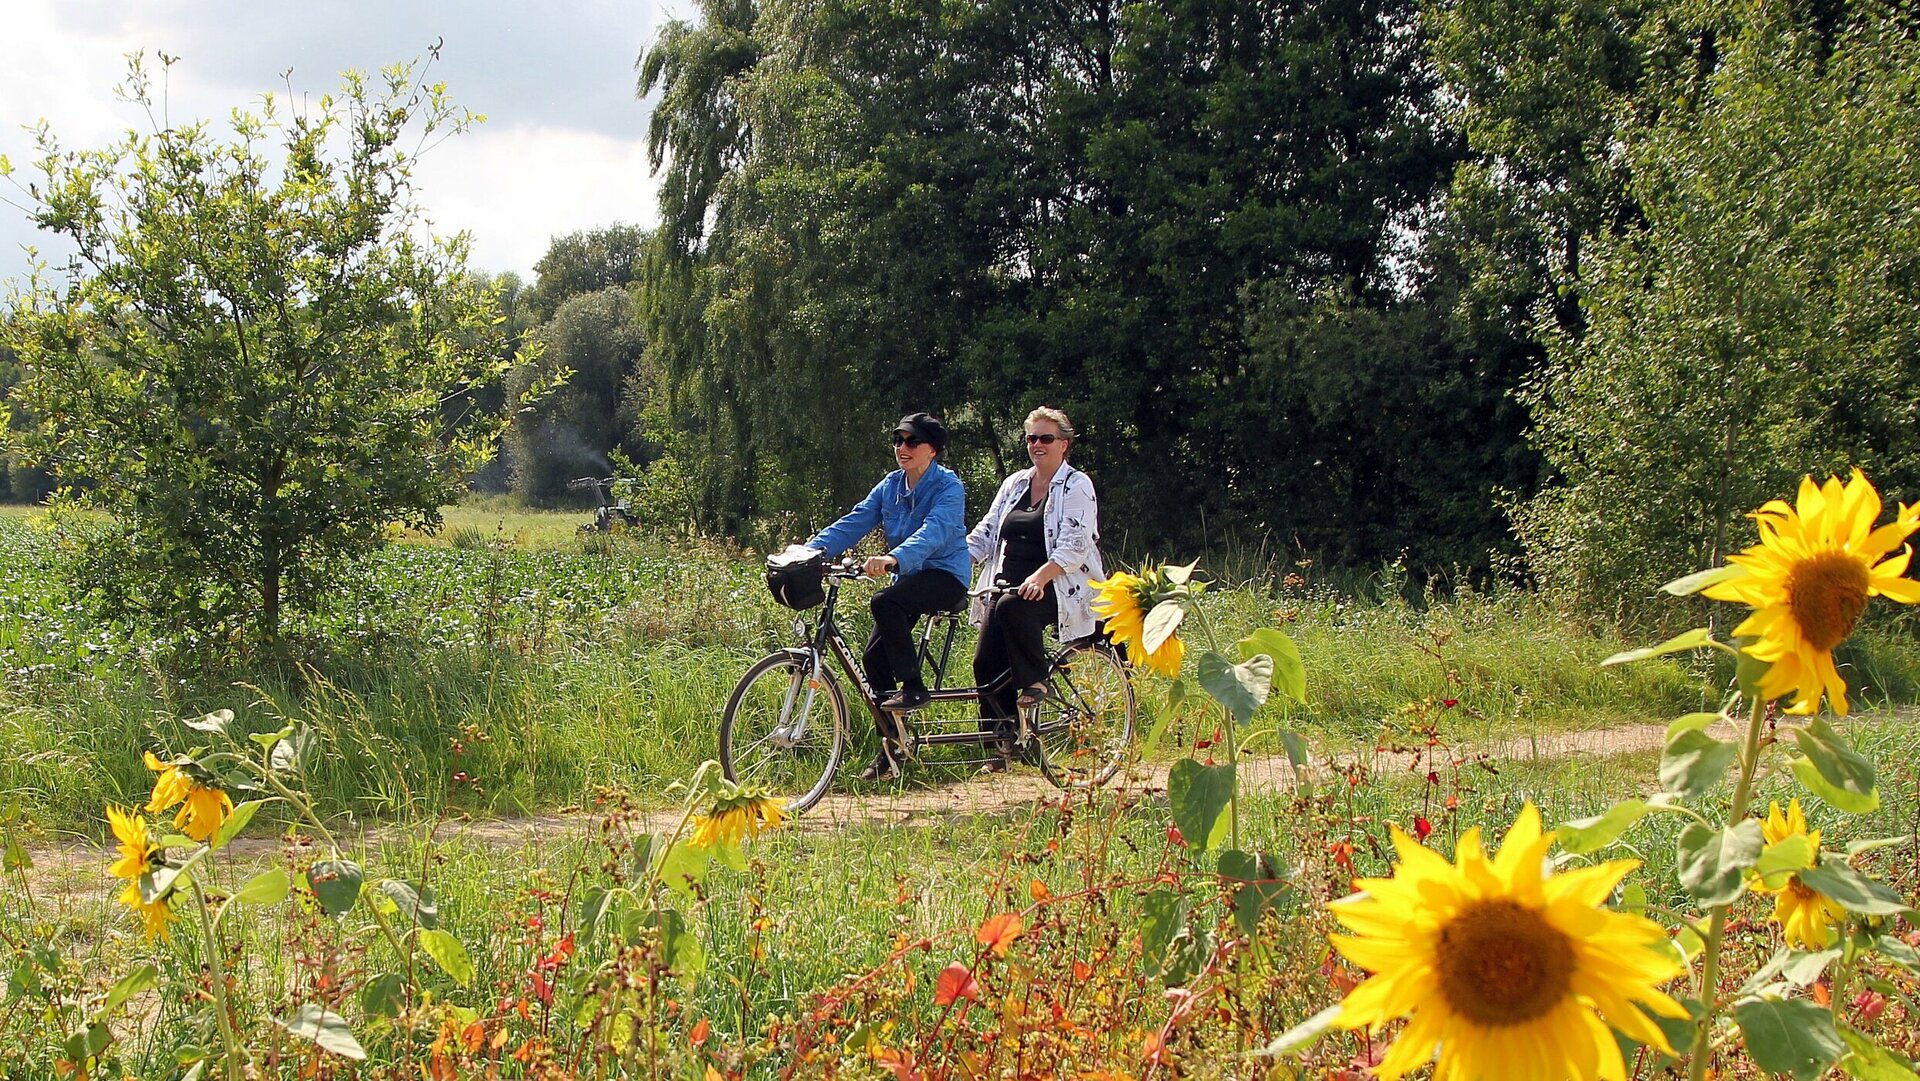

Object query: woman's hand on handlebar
[861,554,898,579]
[1016,563,1061,601]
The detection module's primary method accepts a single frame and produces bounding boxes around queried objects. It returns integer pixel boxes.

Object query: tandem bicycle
[719,550,1137,813]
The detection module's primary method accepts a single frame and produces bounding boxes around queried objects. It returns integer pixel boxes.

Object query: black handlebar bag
[765,548,827,610]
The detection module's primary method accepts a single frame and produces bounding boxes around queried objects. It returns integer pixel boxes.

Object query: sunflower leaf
[1142,600,1186,655]
[1838,1026,1920,1081]
[1665,712,1724,741]
[1752,834,1817,890]
[1602,627,1723,666]
[1734,997,1845,1081]
[182,709,233,735]
[1662,564,1745,596]
[1661,729,1738,799]
[275,1004,366,1061]
[1557,797,1667,854]
[1236,628,1306,704]
[1676,820,1763,905]
[305,859,364,916]
[1168,759,1235,853]
[1797,864,1910,917]
[417,928,474,987]
[1249,1004,1343,1058]
[1199,650,1271,725]
[1790,720,1879,814]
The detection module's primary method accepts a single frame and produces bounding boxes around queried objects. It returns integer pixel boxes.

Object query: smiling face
[894,431,936,474]
[1025,418,1068,469]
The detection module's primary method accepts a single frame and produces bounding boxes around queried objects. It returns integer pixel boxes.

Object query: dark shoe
[879,685,931,711]
[1016,684,1050,709]
[859,747,901,782]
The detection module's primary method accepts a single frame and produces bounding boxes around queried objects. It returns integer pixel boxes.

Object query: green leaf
[578,885,615,943]
[1251,1005,1342,1058]
[644,908,706,983]
[417,928,474,988]
[1664,712,1723,740]
[1602,627,1720,666]
[655,834,712,901]
[1660,729,1738,799]
[276,1003,367,1061]
[1278,730,1308,769]
[1734,997,1845,1080]
[1676,820,1763,905]
[306,859,364,917]
[141,844,209,903]
[102,964,159,1015]
[182,709,233,735]
[1662,564,1745,596]
[1168,759,1236,852]
[1780,948,1844,987]
[249,725,295,752]
[1798,863,1911,916]
[1142,600,1186,655]
[1198,650,1271,725]
[63,1021,114,1064]
[3,836,30,872]
[1162,560,1198,585]
[1139,887,1209,985]
[360,973,406,1018]
[212,798,268,850]
[1753,834,1818,889]
[1791,719,1879,813]
[1218,849,1291,936]
[1236,628,1306,704]
[270,729,315,772]
[1840,1026,1920,1080]
[230,867,290,906]
[1557,798,1653,855]
[374,880,438,928]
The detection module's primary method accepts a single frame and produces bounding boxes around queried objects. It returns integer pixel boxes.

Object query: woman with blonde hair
[966,406,1104,769]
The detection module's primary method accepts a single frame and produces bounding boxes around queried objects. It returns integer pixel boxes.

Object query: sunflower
[144,751,234,843]
[1329,804,1688,1081]
[106,804,158,881]
[117,880,177,942]
[689,790,788,850]
[1090,570,1186,678]
[107,804,176,940]
[1751,799,1846,950]
[1703,470,1920,715]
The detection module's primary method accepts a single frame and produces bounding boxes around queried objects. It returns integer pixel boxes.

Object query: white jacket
[967,462,1106,642]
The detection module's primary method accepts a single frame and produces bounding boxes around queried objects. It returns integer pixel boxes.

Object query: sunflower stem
[1687,693,1768,1081]
[191,875,249,1080]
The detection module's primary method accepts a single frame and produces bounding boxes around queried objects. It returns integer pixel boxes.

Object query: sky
[0,0,677,291]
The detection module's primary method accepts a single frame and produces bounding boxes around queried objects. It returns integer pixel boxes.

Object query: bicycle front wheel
[719,651,848,814]
[1032,643,1136,788]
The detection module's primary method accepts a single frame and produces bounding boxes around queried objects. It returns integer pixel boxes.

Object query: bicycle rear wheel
[720,650,848,814]
[1032,643,1136,788]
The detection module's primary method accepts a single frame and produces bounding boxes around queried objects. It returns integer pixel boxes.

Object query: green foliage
[1517,7,1920,615]
[504,285,647,503]
[3,54,539,653]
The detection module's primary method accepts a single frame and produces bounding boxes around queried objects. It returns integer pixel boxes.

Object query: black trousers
[972,587,1058,727]
[862,569,968,697]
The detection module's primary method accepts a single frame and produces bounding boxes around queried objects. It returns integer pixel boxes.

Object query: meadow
[1,506,1916,1079]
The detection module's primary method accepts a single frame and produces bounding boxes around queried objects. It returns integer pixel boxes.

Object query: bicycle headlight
[793,617,808,639]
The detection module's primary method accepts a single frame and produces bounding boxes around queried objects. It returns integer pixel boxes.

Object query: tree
[2,54,540,652]
[505,285,648,503]
[1518,8,1920,617]
[521,224,649,323]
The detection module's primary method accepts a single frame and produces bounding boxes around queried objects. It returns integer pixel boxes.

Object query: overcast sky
[0,0,677,291]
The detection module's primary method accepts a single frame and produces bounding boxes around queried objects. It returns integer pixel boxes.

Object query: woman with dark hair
[805,412,969,780]
[966,406,1104,770]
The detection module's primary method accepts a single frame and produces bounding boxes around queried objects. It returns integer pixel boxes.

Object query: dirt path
[15,713,1746,900]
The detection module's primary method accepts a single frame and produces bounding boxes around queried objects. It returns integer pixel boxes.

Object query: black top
[998,486,1049,586]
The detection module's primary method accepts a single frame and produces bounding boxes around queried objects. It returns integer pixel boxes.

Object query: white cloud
[1,0,668,288]
[413,123,659,278]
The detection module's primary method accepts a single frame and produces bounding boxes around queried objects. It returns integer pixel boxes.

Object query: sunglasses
[1025,433,1062,445]
[892,434,926,447]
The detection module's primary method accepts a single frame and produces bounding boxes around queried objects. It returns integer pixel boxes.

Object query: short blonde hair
[1025,405,1076,440]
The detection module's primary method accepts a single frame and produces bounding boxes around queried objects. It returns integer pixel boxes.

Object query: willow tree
[2,55,541,654]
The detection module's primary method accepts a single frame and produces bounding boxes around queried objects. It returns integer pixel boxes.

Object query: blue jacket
[808,462,970,587]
